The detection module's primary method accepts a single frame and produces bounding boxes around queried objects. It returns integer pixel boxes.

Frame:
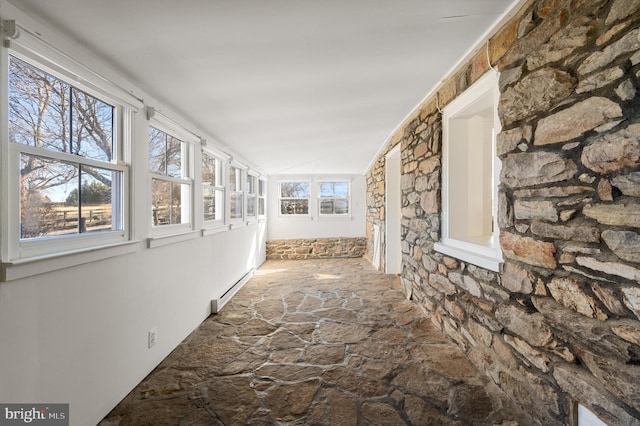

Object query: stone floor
[100,258,534,425]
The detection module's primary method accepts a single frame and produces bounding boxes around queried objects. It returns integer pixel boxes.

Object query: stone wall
[266,238,367,260]
[366,0,640,424]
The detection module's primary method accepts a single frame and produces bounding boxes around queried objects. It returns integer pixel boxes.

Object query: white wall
[0,4,266,425]
[267,174,366,240]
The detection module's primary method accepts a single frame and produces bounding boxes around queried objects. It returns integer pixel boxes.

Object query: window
[6,54,128,259]
[434,70,503,272]
[279,181,310,215]
[202,151,224,223]
[246,174,257,219]
[258,179,267,217]
[229,165,244,220]
[319,181,350,215]
[150,126,191,228]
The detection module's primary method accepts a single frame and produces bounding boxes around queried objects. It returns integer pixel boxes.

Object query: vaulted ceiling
[7,0,518,175]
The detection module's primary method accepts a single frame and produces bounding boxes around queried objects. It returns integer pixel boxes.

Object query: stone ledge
[266,238,366,260]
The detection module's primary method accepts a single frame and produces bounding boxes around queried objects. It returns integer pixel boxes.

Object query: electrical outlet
[148,327,157,348]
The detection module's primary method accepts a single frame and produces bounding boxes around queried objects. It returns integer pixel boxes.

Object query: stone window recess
[434,69,503,272]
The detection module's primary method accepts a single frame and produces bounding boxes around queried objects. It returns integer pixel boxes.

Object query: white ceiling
[7,0,517,175]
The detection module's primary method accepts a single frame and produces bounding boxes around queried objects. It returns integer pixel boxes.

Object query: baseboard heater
[211,268,255,314]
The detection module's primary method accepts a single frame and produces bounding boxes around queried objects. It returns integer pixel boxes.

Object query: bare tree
[9,56,115,237]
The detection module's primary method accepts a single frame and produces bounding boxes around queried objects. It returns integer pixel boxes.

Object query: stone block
[499,68,576,126]
[582,123,640,174]
[602,229,640,263]
[622,287,640,320]
[611,172,640,197]
[514,200,558,222]
[504,334,551,372]
[534,97,622,146]
[583,201,640,228]
[496,304,554,347]
[500,231,557,269]
[501,152,577,188]
[578,28,640,75]
[532,297,632,361]
[530,221,600,243]
[501,262,535,294]
[576,256,640,282]
[548,277,607,319]
[592,284,630,316]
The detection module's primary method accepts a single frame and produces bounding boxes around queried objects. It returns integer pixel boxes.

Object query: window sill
[202,226,228,237]
[318,215,352,221]
[1,240,141,282]
[434,240,503,273]
[147,230,200,248]
[277,215,313,220]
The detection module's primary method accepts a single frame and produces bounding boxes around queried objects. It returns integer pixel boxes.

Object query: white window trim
[317,179,352,220]
[228,161,247,224]
[278,180,312,218]
[2,37,134,263]
[258,177,267,219]
[245,172,258,224]
[434,70,503,273]
[147,112,197,241]
[201,148,226,231]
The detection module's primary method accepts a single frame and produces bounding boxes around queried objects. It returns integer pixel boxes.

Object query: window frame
[201,149,225,228]
[317,180,351,218]
[2,45,135,262]
[148,116,196,237]
[434,70,503,272]
[258,178,267,218]
[228,162,246,223]
[246,173,258,222]
[278,180,311,217]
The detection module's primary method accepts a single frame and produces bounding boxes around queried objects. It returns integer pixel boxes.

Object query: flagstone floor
[99,258,534,425]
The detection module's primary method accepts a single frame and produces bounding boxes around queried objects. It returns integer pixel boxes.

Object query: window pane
[80,166,115,233]
[258,198,265,216]
[20,154,78,239]
[247,196,256,216]
[320,182,348,197]
[203,187,223,221]
[335,198,349,214]
[152,179,185,226]
[202,153,217,185]
[149,127,184,178]
[247,175,255,194]
[9,57,115,163]
[281,199,308,215]
[230,193,243,219]
[149,127,166,175]
[280,182,309,198]
[320,199,334,215]
[10,57,71,153]
[166,135,182,178]
[229,166,242,191]
[258,179,266,196]
[71,88,113,161]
